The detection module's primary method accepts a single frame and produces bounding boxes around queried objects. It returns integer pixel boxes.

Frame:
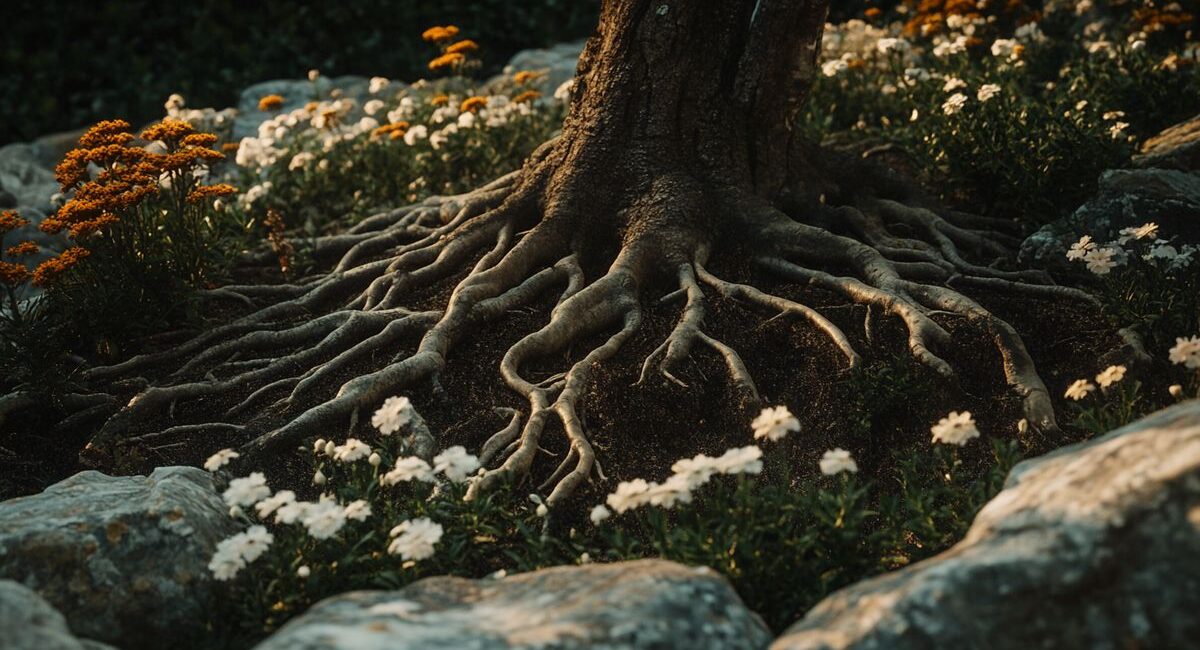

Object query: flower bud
[1017,418,1029,434]
[324,440,336,457]
[313,438,326,453]
[369,452,382,467]
[296,565,311,578]
[1169,384,1183,398]
[229,505,243,518]
[313,469,327,485]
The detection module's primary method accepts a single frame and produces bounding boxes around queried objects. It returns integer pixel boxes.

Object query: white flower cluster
[1169,336,1200,369]
[208,525,273,581]
[603,446,763,515]
[1065,225,1196,275]
[388,517,443,561]
[930,411,980,446]
[1064,364,1127,400]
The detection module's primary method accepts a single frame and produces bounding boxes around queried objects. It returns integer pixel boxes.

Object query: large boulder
[1020,168,1200,267]
[253,559,772,650]
[496,41,584,96]
[0,580,117,650]
[773,401,1200,650]
[0,466,241,650]
[1134,114,1200,172]
[0,142,59,214]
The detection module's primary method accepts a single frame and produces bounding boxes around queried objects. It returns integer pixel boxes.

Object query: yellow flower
[513,90,541,104]
[421,25,460,42]
[513,70,540,85]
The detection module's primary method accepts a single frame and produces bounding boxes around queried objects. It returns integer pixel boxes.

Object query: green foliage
[0,0,599,145]
[212,427,1019,641]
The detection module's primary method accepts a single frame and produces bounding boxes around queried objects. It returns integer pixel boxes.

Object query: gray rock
[233,75,372,140]
[0,580,117,650]
[253,559,771,650]
[773,401,1200,650]
[495,41,584,96]
[1134,114,1200,171]
[1020,168,1200,266]
[0,466,241,650]
[0,142,59,214]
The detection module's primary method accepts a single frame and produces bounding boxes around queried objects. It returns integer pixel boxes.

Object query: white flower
[297,565,311,578]
[223,472,270,507]
[1066,235,1096,261]
[164,93,185,113]
[977,84,1001,102]
[930,411,980,446]
[388,518,443,561]
[821,59,849,77]
[457,111,477,129]
[606,478,652,514]
[433,446,480,483]
[207,545,244,581]
[343,499,372,522]
[554,79,575,103]
[235,525,274,563]
[369,76,390,94]
[1168,336,1200,369]
[876,37,908,54]
[1015,22,1044,42]
[332,438,371,463]
[1064,379,1096,400]
[308,69,320,82]
[711,446,763,475]
[1109,121,1129,139]
[751,405,800,442]
[819,449,858,475]
[1102,110,1126,121]
[403,124,428,145]
[363,99,385,116]
[382,456,436,485]
[300,498,347,539]
[642,474,696,509]
[991,38,1018,58]
[1083,247,1119,275]
[288,152,315,171]
[942,93,968,115]
[204,449,239,472]
[904,67,931,81]
[1118,222,1158,242]
[942,76,967,93]
[254,490,296,519]
[670,453,720,489]
[274,500,311,525]
[1095,365,1127,388]
[590,505,611,525]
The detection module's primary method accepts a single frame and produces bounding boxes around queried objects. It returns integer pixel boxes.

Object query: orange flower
[141,118,196,143]
[371,122,409,139]
[187,184,239,204]
[865,7,882,18]
[0,261,30,286]
[422,25,459,42]
[460,96,488,113]
[513,70,540,85]
[258,94,286,111]
[32,247,90,287]
[445,39,478,55]
[5,241,39,257]
[512,90,541,104]
[430,94,449,106]
[428,52,466,71]
[222,142,241,154]
[0,210,28,234]
[77,120,134,149]
[181,133,219,148]
[67,213,120,239]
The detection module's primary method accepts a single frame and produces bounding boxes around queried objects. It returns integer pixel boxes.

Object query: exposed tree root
[47,126,1093,510]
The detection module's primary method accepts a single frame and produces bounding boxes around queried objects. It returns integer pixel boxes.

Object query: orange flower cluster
[422,25,460,42]
[258,94,286,112]
[460,96,488,113]
[0,210,28,234]
[513,70,541,85]
[512,90,541,104]
[429,52,466,71]
[445,39,479,55]
[5,241,39,257]
[371,122,410,140]
[0,262,30,286]
[1134,6,1196,32]
[430,94,450,106]
[903,0,1034,36]
[44,119,226,241]
[187,183,238,204]
[31,246,89,287]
